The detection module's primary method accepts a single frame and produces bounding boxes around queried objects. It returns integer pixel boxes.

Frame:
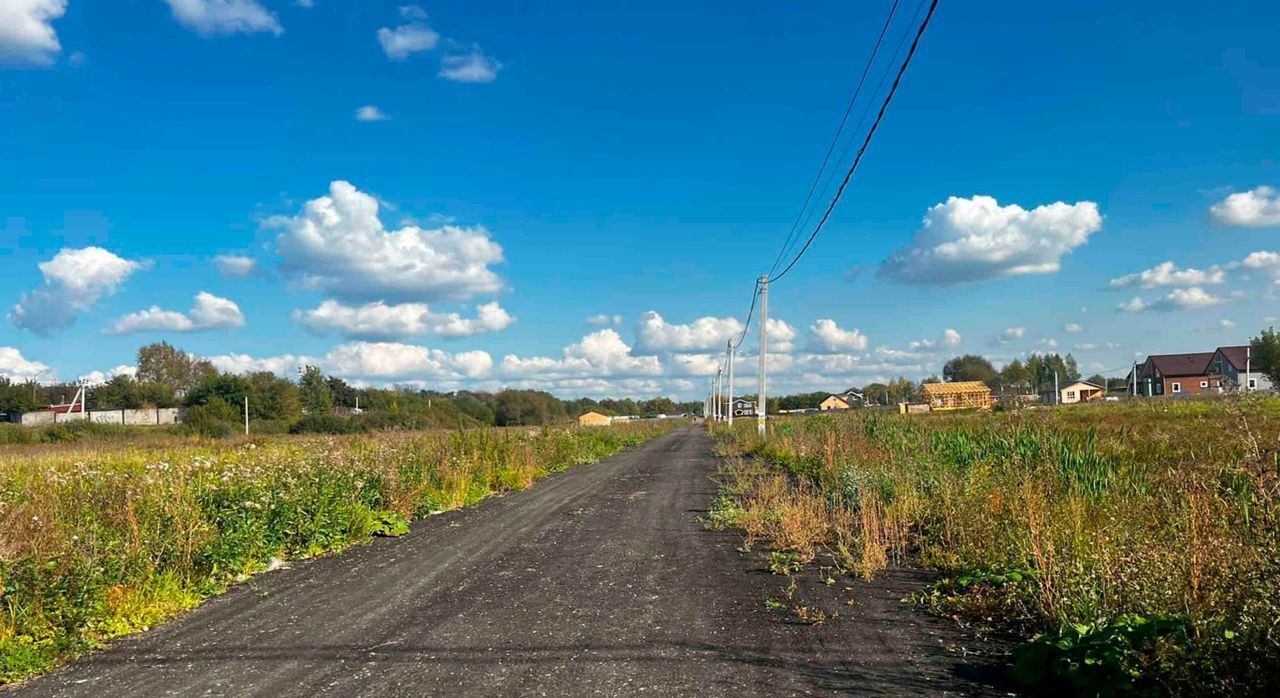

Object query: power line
[785,0,928,256]
[768,0,903,278]
[729,279,763,351]
[770,0,940,284]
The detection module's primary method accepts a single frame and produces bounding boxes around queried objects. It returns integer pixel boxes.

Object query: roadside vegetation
[709,398,1280,696]
[0,420,679,683]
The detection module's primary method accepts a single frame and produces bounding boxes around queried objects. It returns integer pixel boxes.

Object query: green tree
[299,365,334,415]
[641,397,678,416]
[942,354,999,387]
[326,376,358,409]
[454,392,496,424]
[999,359,1032,391]
[887,377,919,404]
[247,371,302,422]
[0,378,36,414]
[862,382,889,405]
[493,390,566,426]
[185,373,252,411]
[1064,353,1081,382]
[776,392,831,410]
[90,375,176,409]
[1250,327,1280,385]
[136,341,215,391]
[1026,353,1080,392]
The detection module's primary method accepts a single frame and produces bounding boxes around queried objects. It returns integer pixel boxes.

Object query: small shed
[577,411,612,427]
[921,381,992,411]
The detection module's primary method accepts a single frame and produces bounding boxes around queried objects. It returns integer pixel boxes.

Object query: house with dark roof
[1210,345,1272,392]
[729,397,757,417]
[1131,352,1220,396]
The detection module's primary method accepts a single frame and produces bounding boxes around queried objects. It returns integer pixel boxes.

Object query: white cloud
[107,292,245,334]
[765,318,798,353]
[879,195,1102,285]
[907,328,961,351]
[1229,250,1280,282]
[163,0,283,36]
[502,329,661,379]
[377,22,438,60]
[668,353,721,377]
[807,319,869,353]
[295,0,314,7]
[439,48,501,83]
[11,247,148,337]
[1073,342,1121,351]
[209,342,492,382]
[79,364,136,386]
[1039,338,1058,349]
[0,346,53,381]
[635,311,742,353]
[326,342,492,379]
[1063,323,1083,333]
[1109,261,1225,289]
[1194,319,1237,333]
[298,300,429,339]
[996,327,1025,343]
[586,314,623,327]
[1209,186,1280,227]
[272,181,505,302]
[429,301,515,338]
[208,352,307,377]
[355,105,390,122]
[0,0,66,66]
[399,5,428,20]
[1118,287,1225,312]
[296,299,514,339]
[214,254,258,277]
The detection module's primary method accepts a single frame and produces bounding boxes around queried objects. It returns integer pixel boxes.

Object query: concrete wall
[6,407,183,427]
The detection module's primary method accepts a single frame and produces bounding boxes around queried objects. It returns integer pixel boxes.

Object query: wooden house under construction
[921,381,992,411]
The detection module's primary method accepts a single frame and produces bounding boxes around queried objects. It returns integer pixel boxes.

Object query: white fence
[6,408,183,427]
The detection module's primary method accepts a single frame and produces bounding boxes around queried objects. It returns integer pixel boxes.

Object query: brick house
[1132,352,1220,396]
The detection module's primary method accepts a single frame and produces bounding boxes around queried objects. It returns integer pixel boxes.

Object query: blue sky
[2,0,1278,399]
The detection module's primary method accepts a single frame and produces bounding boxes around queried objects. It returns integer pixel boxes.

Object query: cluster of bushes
[0,420,680,682]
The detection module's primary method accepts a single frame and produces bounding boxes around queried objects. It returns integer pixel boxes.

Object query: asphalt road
[14,427,1007,697]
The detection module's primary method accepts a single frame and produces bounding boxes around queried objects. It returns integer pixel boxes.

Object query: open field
[0,420,681,683]
[709,398,1280,696]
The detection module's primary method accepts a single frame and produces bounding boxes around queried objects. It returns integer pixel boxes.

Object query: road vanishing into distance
[16,427,1007,697]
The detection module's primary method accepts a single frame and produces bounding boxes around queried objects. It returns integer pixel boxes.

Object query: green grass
[710,397,1280,695]
[0,421,680,683]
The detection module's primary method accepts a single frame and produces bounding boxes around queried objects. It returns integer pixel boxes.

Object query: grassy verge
[0,421,680,683]
[708,398,1280,696]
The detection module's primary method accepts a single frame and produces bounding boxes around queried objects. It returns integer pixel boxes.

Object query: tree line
[0,342,702,435]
